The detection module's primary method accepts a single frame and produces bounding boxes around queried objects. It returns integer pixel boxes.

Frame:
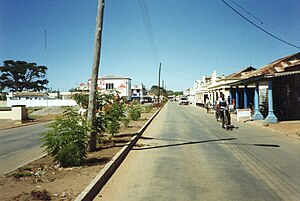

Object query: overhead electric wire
[164,67,193,81]
[221,0,300,49]
[139,0,160,62]
[229,0,263,25]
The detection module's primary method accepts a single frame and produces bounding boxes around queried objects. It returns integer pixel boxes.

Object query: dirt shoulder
[230,114,300,140]
[0,107,158,201]
[263,121,300,138]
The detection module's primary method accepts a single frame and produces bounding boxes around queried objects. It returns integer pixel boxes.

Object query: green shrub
[128,105,141,121]
[141,105,152,113]
[18,166,32,171]
[106,120,120,135]
[40,108,90,167]
[71,93,89,109]
[122,116,130,127]
[104,102,124,135]
[12,172,33,178]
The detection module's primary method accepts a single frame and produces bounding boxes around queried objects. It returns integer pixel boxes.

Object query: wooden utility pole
[157,63,161,104]
[87,0,105,152]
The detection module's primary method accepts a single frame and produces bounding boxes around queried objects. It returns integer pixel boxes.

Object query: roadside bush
[12,172,33,178]
[71,93,89,109]
[40,108,90,167]
[104,102,125,135]
[141,105,152,113]
[128,105,141,121]
[122,116,130,127]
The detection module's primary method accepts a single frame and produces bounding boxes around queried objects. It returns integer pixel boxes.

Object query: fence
[6,99,77,107]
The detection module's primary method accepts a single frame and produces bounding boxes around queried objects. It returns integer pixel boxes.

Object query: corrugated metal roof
[226,66,256,79]
[265,70,300,78]
[244,52,300,78]
[228,52,300,86]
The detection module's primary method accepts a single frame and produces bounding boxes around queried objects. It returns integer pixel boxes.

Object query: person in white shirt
[216,93,231,128]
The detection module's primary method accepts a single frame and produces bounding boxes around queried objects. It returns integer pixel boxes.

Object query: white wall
[0,101,7,107]
[7,99,77,107]
[0,105,28,120]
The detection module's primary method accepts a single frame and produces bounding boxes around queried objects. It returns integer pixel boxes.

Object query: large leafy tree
[0,60,48,92]
[149,85,168,97]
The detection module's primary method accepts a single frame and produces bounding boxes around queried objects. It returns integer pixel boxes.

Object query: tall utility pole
[87,0,105,152]
[157,63,161,104]
[44,30,48,82]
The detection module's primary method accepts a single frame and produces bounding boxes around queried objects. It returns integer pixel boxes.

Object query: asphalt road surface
[0,122,49,175]
[95,102,300,201]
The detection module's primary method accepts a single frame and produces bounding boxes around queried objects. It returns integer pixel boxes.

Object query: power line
[163,67,193,81]
[221,0,300,49]
[139,0,160,62]
[229,0,263,25]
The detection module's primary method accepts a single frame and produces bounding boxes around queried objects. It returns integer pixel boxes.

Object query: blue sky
[0,0,299,91]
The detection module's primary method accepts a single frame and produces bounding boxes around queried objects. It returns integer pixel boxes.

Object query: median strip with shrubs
[0,91,161,201]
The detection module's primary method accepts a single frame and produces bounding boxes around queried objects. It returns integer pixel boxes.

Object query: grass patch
[12,172,33,178]
[18,166,32,171]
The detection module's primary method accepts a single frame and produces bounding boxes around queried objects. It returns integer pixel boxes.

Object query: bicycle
[220,107,231,129]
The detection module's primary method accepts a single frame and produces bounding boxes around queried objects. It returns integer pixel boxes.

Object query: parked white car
[179,97,189,105]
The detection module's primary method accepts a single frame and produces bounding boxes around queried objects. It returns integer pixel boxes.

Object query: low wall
[0,105,28,120]
[0,101,7,107]
[7,99,77,107]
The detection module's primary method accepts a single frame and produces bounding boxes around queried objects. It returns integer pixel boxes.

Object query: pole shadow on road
[133,137,237,151]
[134,137,280,150]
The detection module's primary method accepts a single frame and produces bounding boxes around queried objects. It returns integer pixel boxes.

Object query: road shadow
[133,137,237,151]
[222,142,280,148]
[135,136,280,150]
[140,136,192,143]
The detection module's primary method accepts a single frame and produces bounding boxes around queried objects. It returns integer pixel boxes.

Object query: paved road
[95,102,300,201]
[0,122,49,175]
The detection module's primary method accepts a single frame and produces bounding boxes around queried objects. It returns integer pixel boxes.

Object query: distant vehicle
[179,97,189,105]
[140,96,152,104]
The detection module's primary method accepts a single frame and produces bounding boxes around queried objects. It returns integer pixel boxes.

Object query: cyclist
[216,93,231,128]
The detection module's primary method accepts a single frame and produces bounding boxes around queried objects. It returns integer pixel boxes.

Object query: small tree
[72,93,89,109]
[128,104,141,121]
[0,60,48,92]
[104,101,124,135]
[40,108,91,167]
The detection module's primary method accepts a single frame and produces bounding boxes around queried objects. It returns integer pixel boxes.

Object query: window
[106,83,114,90]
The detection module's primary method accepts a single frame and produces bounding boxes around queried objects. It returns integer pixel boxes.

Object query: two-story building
[131,83,152,103]
[87,74,132,100]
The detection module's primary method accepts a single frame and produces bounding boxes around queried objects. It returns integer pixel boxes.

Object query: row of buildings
[4,74,149,107]
[185,52,300,123]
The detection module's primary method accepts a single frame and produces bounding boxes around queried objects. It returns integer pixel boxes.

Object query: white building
[194,76,211,107]
[6,92,77,107]
[87,74,132,100]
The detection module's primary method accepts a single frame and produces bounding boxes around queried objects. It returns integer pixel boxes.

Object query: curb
[1,153,47,176]
[0,119,52,131]
[75,107,162,201]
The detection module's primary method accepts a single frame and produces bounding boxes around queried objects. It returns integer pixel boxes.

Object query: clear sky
[1,0,299,92]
